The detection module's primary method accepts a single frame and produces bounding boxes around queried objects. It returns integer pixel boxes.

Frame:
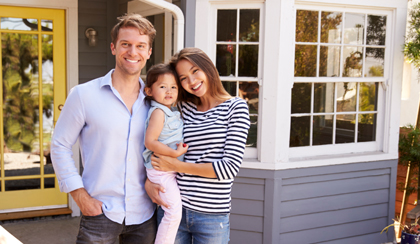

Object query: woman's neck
[197,95,225,112]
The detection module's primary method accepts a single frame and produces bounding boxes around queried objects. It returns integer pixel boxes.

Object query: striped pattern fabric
[177,97,250,214]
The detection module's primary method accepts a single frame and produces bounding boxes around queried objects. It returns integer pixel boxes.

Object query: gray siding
[231,160,397,244]
[78,0,119,84]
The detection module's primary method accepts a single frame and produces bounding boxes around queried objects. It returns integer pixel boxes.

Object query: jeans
[157,207,230,244]
[76,212,157,244]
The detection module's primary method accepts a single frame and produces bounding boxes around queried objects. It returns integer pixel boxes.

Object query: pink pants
[146,168,182,244]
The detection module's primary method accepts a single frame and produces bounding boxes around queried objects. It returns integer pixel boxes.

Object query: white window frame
[290,4,393,159]
[208,2,265,159]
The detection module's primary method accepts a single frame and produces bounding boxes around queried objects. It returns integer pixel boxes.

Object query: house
[0,0,407,243]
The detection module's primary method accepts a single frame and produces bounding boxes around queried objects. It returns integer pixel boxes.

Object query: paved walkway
[0,216,80,244]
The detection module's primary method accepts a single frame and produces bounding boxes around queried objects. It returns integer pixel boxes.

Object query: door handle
[58,104,63,111]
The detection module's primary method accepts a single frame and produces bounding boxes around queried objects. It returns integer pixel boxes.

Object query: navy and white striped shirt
[177,97,250,214]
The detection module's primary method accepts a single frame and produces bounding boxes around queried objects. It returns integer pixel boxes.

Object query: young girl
[143,63,187,244]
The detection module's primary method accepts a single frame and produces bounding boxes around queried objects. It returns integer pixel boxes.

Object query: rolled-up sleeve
[51,87,85,193]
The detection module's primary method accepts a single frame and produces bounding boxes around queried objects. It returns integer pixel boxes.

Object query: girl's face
[176,59,208,98]
[145,73,178,108]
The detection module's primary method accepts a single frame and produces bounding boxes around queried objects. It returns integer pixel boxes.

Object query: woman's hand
[144,178,170,208]
[151,154,179,172]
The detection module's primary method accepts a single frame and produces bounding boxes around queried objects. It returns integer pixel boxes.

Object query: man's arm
[51,87,102,215]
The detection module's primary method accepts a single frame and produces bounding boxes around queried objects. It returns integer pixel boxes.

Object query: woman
[146,47,250,244]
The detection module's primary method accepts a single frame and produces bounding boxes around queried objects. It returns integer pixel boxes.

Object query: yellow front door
[0,6,67,211]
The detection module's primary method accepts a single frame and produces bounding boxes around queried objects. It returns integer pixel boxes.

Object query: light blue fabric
[143,100,184,169]
[51,69,155,225]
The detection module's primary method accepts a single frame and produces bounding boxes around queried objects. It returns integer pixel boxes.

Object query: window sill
[242,151,398,170]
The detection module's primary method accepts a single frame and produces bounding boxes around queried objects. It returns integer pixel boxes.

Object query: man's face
[111,27,152,76]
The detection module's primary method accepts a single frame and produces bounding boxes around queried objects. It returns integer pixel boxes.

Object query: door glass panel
[5,179,40,191]
[217,10,237,42]
[1,18,38,31]
[238,45,258,77]
[41,20,53,32]
[42,34,54,174]
[44,177,55,188]
[239,9,259,42]
[216,44,236,77]
[2,33,40,177]
[344,13,365,45]
[247,116,258,147]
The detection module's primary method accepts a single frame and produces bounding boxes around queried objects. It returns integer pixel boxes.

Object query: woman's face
[176,59,208,98]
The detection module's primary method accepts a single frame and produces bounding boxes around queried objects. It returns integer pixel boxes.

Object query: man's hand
[70,188,103,216]
[145,178,170,208]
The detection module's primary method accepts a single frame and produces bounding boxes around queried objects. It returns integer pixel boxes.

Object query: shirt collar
[100,69,145,92]
[150,100,175,116]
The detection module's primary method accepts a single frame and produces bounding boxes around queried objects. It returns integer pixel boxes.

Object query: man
[51,14,158,243]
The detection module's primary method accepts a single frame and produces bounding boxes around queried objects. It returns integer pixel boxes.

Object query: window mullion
[333,82,337,144]
[310,83,314,146]
[355,82,360,143]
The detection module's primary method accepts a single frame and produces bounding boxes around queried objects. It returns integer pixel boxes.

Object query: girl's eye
[172,86,177,89]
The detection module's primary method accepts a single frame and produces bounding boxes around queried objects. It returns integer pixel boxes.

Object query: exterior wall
[231,160,397,244]
[78,0,118,84]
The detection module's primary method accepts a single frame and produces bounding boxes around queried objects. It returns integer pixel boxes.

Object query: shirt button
[127,198,130,201]
[129,158,131,161]
[128,179,130,182]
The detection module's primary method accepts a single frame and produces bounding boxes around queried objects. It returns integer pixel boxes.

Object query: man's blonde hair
[111,13,156,47]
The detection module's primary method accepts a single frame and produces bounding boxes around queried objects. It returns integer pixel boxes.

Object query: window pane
[344,13,365,45]
[321,11,342,43]
[247,116,258,147]
[319,46,341,77]
[358,113,376,142]
[291,83,311,113]
[216,44,236,76]
[295,45,317,77]
[239,9,259,42]
[41,20,53,31]
[343,46,363,77]
[222,81,237,96]
[365,48,384,77]
[313,115,333,145]
[359,82,378,111]
[314,83,334,113]
[290,116,310,147]
[5,179,40,191]
[1,18,38,31]
[296,10,318,42]
[217,10,237,41]
[367,15,386,45]
[337,82,357,112]
[336,114,356,143]
[238,45,258,77]
[239,82,259,114]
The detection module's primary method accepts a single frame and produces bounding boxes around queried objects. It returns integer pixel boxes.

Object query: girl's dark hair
[169,47,231,105]
[144,63,180,104]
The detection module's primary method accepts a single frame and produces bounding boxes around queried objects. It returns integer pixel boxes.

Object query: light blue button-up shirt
[51,69,154,225]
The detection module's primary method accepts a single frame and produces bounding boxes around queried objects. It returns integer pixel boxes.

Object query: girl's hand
[174,143,188,157]
[151,154,179,172]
